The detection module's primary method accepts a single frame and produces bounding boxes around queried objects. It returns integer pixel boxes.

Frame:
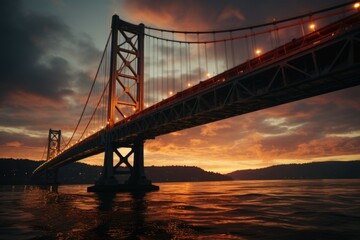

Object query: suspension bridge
[32,2,360,192]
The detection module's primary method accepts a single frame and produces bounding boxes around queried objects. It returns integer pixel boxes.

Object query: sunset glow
[0,0,359,174]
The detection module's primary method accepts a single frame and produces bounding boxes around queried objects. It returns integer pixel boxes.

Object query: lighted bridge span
[33,3,360,191]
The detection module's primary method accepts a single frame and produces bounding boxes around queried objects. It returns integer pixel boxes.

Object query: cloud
[0,0,102,103]
[0,0,103,159]
[0,1,71,102]
[218,6,245,22]
[120,0,247,31]
[200,122,231,136]
[5,141,22,148]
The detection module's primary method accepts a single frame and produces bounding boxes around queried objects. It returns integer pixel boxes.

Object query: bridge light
[309,23,316,31]
[169,91,173,96]
[145,104,149,108]
[354,2,360,8]
[187,83,191,87]
[206,73,211,78]
[255,49,262,56]
[133,107,136,111]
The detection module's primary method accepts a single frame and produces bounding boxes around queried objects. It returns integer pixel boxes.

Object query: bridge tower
[47,129,61,160]
[88,15,158,192]
[45,129,61,184]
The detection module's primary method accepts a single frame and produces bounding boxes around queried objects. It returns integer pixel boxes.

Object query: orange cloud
[5,90,66,109]
[200,122,231,136]
[218,6,245,22]
[119,0,246,31]
[5,141,22,148]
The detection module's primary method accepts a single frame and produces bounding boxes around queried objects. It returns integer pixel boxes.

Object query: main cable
[64,31,112,149]
[144,1,355,34]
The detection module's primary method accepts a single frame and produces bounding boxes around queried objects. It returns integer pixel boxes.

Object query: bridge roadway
[33,13,360,176]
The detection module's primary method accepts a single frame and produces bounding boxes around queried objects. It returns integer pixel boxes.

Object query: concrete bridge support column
[126,140,152,186]
[88,139,158,192]
[94,130,118,186]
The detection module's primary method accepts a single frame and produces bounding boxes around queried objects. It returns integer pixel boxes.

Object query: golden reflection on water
[2,179,360,239]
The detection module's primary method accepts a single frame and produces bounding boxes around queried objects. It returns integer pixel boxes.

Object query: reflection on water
[1,179,360,239]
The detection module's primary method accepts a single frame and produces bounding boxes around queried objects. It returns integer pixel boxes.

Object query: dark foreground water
[0,180,360,240]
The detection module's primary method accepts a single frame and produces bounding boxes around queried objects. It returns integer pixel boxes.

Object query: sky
[0,0,359,174]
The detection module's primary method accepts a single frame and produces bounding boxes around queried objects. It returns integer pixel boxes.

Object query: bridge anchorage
[87,15,158,192]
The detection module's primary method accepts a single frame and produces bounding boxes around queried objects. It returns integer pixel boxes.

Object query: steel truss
[44,129,61,184]
[95,15,153,189]
[108,26,360,143]
[47,129,61,160]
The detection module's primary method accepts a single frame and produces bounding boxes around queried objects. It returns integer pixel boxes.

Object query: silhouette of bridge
[32,2,360,191]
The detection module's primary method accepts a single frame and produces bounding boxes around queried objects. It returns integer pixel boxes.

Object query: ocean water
[0,179,360,240]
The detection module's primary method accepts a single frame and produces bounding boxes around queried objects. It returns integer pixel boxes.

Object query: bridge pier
[87,139,158,192]
[125,140,152,185]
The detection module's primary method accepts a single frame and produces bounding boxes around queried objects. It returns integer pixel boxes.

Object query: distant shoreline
[227,160,360,180]
[1,159,359,185]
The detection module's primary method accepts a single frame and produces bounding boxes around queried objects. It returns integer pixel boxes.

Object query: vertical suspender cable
[146,29,150,106]
[245,35,250,60]
[161,31,164,99]
[172,32,175,92]
[180,41,183,90]
[152,36,155,105]
[213,33,218,74]
[224,39,228,70]
[156,37,159,102]
[230,31,235,67]
[204,43,208,77]
[197,33,201,81]
[166,39,169,94]
[185,34,189,86]
[188,42,191,86]
[251,28,256,57]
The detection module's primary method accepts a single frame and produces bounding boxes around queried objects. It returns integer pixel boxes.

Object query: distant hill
[0,158,231,185]
[227,160,360,180]
[145,166,231,182]
[3,159,359,185]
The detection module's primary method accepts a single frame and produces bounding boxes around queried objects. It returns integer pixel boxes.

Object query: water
[1,180,360,240]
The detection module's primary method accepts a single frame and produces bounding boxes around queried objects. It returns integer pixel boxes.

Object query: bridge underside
[33,25,360,178]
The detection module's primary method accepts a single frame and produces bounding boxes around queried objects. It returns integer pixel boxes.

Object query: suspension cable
[77,80,110,141]
[64,31,112,149]
[144,7,355,44]
[144,2,355,34]
[41,139,48,160]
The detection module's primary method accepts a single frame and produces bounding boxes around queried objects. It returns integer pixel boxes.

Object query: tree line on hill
[1,158,359,185]
[0,158,231,184]
[227,160,360,180]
